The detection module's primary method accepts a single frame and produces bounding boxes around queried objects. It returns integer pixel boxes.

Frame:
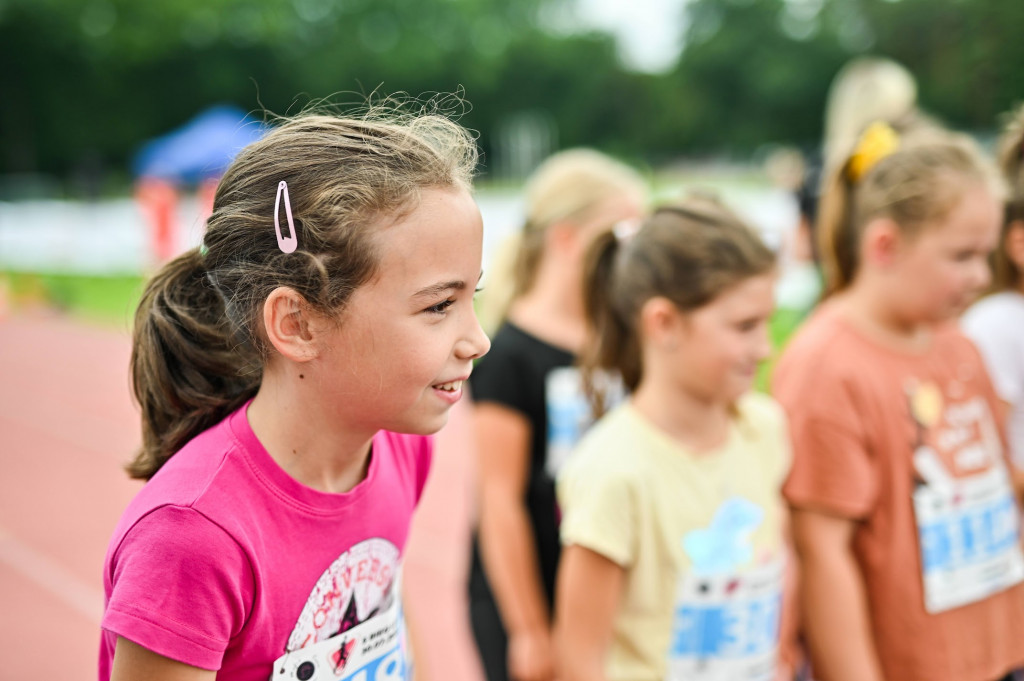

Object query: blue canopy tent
[132,104,267,184]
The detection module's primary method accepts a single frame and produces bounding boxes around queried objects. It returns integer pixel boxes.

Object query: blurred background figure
[555,195,794,681]
[470,149,646,681]
[132,105,265,265]
[821,56,923,180]
[962,104,1024,483]
[778,121,1024,681]
[133,176,179,265]
[765,146,822,318]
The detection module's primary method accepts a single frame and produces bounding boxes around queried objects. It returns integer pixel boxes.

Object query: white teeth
[435,380,462,392]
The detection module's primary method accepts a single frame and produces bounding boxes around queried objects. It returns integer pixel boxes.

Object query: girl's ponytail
[128,248,260,480]
[816,166,858,297]
[581,229,641,410]
[818,121,901,297]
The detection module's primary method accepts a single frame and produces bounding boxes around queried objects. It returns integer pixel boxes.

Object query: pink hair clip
[274,180,298,254]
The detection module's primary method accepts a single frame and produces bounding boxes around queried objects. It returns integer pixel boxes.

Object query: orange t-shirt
[774,303,1024,681]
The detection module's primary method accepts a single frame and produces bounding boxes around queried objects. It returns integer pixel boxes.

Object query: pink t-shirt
[99,401,432,681]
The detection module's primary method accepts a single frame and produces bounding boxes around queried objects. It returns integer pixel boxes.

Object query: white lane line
[0,524,104,623]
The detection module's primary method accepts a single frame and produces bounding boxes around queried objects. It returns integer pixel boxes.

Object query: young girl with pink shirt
[99,110,490,680]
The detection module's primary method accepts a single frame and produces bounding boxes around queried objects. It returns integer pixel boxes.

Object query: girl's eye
[426,298,455,314]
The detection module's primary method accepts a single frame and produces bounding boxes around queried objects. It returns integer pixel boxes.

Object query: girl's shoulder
[737,391,784,417]
[131,409,243,509]
[735,392,787,432]
[773,305,861,389]
[563,405,643,475]
[734,393,791,481]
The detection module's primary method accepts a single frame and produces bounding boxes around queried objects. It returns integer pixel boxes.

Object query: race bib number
[667,559,783,681]
[914,468,1024,613]
[274,597,405,681]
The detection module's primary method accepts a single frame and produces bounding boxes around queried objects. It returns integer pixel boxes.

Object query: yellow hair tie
[846,121,900,183]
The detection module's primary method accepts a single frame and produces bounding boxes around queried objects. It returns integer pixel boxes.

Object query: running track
[0,312,484,680]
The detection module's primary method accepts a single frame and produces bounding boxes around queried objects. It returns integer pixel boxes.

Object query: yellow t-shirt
[558,393,791,681]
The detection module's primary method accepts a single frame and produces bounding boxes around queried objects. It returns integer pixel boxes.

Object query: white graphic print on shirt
[669,498,783,681]
[274,538,405,681]
[907,382,1024,613]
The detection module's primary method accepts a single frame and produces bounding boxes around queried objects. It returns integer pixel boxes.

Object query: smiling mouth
[434,380,463,392]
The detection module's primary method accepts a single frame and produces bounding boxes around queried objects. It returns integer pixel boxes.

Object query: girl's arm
[110,637,214,681]
[553,544,624,681]
[475,402,554,681]
[790,508,884,681]
[776,508,800,681]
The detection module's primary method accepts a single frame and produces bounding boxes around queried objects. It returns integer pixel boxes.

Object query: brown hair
[581,194,776,397]
[991,104,1024,292]
[817,127,1000,297]
[128,110,478,479]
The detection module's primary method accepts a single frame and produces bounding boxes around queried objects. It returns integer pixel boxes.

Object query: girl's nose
[971,255,992,293]
[457,312,491,360]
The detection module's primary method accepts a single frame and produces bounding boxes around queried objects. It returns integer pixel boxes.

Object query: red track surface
[0,314,142,676]
[0,313,483,680]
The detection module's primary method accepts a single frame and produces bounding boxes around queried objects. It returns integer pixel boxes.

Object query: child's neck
[631,379,732,455]
[837,283,933,353]
[247,381,375,494]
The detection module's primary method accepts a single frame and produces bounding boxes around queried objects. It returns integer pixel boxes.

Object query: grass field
[1,271,145,329]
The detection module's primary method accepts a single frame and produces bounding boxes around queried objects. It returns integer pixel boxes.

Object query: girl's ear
[862,216,902,268]
[262,287,318,362]
[639,296,683,352]
[1006,220,1024,270]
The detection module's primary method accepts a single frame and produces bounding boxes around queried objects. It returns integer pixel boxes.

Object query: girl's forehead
[364,188,483,286]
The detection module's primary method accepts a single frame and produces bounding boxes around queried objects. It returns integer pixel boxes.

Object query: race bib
[546,367,623,478]
[914,466,1024,613]
[667,559,783,681]
[273,595,405,681]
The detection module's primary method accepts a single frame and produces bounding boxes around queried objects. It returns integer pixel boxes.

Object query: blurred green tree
[1,0,1022,185]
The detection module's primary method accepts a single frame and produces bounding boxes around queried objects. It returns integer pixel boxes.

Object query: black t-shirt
[468,321,584,610]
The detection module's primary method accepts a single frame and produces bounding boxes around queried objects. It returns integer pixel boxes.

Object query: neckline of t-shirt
[820,301,954,361]
[227,400,380,515]
[621,400,741,464]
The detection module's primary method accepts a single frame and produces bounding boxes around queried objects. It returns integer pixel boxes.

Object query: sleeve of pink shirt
[102,505,255,670]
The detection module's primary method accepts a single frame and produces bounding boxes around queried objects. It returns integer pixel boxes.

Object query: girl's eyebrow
[414,280,466,299]
[412,271,484,299]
